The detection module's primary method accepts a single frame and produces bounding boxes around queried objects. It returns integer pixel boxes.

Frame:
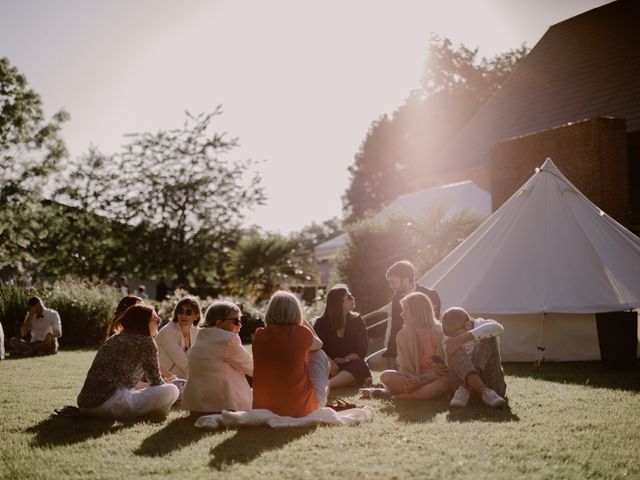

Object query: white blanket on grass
[194,406,374,430]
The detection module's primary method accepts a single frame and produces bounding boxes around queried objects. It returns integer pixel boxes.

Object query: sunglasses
[344,293,355,300]
[225,317,242,326]
[178,309,195,316]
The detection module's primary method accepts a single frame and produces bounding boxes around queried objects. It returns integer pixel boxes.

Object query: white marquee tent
[418,158,640,361]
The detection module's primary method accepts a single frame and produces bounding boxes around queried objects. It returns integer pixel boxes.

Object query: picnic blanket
[194,406,374,430]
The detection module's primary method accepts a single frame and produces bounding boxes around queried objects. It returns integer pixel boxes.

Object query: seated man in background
[366,260,441,371]
[441,307,506,408]
[9,297,62,356]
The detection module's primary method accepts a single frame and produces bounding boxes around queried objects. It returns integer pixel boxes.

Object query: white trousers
[308,349,330,407]
[82,384,179,419]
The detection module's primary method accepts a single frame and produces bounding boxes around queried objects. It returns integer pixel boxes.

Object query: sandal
[326,398,361,411]
[51,405,83,417]
[359,387,392,400]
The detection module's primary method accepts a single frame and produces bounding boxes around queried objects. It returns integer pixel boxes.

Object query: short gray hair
[205,301,241,327]
[264,291,302,325]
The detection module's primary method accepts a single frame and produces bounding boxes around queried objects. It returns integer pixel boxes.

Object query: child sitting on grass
[441,307,507,408]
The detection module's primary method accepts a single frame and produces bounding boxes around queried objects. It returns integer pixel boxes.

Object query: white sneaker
[481,388,506,407]
[449,386,470,407]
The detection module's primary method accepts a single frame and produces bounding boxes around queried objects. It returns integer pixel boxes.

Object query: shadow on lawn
[446,403,520,423]
[208,427,314,470]
[135,415,209,457]
[26,415,145,447]
[379,399,449,423]
[505,361,640,392]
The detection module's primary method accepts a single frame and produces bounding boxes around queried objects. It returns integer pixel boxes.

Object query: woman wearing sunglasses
[155,296,202,379]
[181,301,253,415]
[313,284,371,388]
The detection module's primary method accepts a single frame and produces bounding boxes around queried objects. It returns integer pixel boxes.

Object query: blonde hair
[400,292,438,329]
[264,291,302,326]
[441,307,470,336]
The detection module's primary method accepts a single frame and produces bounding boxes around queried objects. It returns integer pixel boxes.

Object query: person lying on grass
[252,291,330,417]
[313,284,372,389]
[374,292,453,400]
[441,307,506,408]
[77,304,179,419]
[181,301,253,416]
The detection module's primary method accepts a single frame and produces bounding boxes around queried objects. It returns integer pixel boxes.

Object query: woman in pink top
[379,292,452,399]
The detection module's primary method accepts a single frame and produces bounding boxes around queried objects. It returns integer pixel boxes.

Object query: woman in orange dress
[252,291,329,417]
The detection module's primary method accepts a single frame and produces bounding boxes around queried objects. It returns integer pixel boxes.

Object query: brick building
[413,0,640,233]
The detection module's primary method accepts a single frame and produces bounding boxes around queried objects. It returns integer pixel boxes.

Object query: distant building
[410,0,640,234]
[314,180,491,284]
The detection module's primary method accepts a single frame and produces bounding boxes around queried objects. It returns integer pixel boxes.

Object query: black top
[313,312,368,361]
[383,285,441,358]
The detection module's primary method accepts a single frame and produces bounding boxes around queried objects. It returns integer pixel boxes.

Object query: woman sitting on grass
[252,291,330,417]
[377,292,452,400]
[181,301,253,416]
[313,284,371,388]
[104,295,142,340]
[155,296,202,379]
[77,305,179,419]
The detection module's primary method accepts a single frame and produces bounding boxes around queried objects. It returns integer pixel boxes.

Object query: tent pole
[534,312,546,367]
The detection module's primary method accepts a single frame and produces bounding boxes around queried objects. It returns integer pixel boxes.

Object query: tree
[69,109,265,286]
[0,57,68,276]
[226,231,314,300]
[343,35,529,223]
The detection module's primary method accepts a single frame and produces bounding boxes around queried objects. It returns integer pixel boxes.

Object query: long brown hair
[104,295,143,340]
[170,296,202,326]
[321,284,352,332]
[120,304,156,336]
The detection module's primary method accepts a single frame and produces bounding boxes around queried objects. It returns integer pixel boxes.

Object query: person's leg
[366,349,389,372]
[120,384,180,418]
[472,337,506,397]
[329,369,358,388]
[380,370,411,395]
[30,334,57,355]
[448,348,489,395]
[8,337,33,354]
[395,377,450,400]
[308,349,330,407]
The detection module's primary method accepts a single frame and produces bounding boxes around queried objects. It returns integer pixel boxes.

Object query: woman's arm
[141,338,164,386]
[225,336,254,376]
[302,319,323,351]
[156,325,189,375]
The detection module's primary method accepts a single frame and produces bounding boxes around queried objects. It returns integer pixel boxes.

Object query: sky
[0,0,611,234]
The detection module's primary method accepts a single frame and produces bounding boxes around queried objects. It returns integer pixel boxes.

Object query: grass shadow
[446,402,520,423]
[378,398,450,423]
[26,416,133,447]
[208,426,314,470]
[135,415,209,457]
[505,361,640,392]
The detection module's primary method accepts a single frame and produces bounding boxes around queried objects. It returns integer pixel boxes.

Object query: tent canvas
[418,158,640,361]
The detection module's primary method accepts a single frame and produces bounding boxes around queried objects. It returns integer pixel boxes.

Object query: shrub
[42,280,121,347]
[0,284,31,338]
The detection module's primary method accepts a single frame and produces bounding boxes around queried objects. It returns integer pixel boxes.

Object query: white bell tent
[418,158,640,361]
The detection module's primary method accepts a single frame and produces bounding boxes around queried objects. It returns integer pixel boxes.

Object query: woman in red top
[252,291,329,417]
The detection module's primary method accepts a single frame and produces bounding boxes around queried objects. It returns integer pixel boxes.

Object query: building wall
[490,117,631,227]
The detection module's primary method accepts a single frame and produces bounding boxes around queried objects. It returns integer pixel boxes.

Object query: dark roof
[431,0,640,174]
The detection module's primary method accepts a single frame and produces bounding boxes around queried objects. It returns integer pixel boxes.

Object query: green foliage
[226,231,314,300]
[343,36,529,223]
[335,205,483,313]
[52,110,265,287]
[0,57,69,275]
[0,283,31,337]
[42,280,120,347]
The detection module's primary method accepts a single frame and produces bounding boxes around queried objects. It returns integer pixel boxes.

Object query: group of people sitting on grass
[8,260,507,420]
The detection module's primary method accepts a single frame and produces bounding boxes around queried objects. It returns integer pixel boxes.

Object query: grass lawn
[1,351,639,480]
